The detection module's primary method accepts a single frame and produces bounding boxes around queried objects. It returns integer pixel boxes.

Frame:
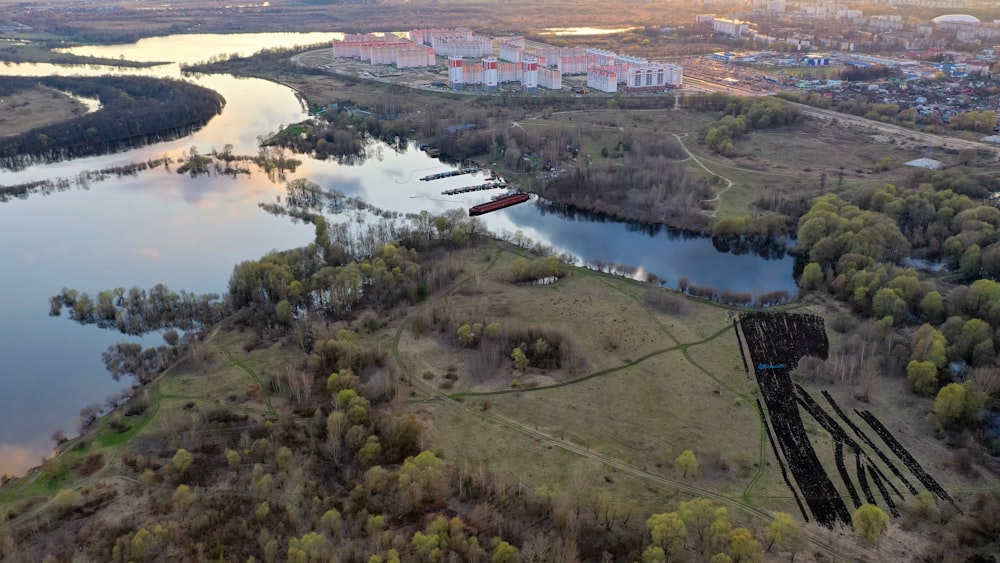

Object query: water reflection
[0,32,797,477]
[541,27,637,36]
[56,32,343,65]
[0,443,51,478]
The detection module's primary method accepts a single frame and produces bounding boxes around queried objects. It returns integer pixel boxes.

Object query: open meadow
[0,87,87,138]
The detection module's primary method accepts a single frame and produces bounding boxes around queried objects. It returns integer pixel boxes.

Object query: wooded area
[0,76,224,170]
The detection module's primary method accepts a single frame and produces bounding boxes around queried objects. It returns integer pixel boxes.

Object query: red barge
[468,192,531,216]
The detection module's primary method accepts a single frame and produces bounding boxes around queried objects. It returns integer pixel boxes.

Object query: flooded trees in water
[49,284,228,336]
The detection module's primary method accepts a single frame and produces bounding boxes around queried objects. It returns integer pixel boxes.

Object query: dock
[442,178,507,196]
[419,167,479,181]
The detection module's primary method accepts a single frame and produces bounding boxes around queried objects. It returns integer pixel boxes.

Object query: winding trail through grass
[671,132,732,218]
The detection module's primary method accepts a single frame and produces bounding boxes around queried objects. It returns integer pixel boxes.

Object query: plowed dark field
[738,312,956,528]
[740,313,850,527]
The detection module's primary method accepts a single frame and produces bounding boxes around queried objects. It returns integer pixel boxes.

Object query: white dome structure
[932,14,981,24]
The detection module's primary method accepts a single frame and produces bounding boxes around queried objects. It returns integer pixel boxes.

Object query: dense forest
[794,174,1000,456]
[0,76,224,170]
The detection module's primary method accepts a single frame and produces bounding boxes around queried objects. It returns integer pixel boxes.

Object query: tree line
[0,76,224,170]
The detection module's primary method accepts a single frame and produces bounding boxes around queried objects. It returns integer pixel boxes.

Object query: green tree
[492,540,518,563]
[511,258,528,281]
[911,324,947,369]
[934,382,985,426]
[852,504,889,544]
[457,324,478,347]
[960,244,983,279]
[678,498,715,553]
[872,288,906,323]
[172,484,194,512]
[276,446,293,472]
[130,528,153,562]
[359,435,382,467]
[710,554,733,563]
[298,532,327,561]
[172,448,192,478]
[485,322,502,340]
[709,508,732,553]
[676,449,699,478]
[225,448,241,472]
[647,512,687,558]
[337,388,358,410]
[398,451,447,511]
[641,546,666,563]
[276,299,293,327]
[322,508,343,536]
[326,372,341,396]
[957,319,995,367]
[255,501,270,521]
[411,530,442,562]
[512,347,529,371]
[919,291,945,324]
[906,491,937,520]
[765,512,802,555]
[906,360,939,396]
[728,527,763,562]
[799,262,823,290]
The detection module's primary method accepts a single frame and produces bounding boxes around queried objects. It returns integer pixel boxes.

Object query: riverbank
[189,48,959,239]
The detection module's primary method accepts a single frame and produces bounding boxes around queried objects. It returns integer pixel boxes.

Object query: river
[0,33,795,476]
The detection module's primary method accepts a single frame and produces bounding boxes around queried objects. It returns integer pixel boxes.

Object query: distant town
[319,0,999,145]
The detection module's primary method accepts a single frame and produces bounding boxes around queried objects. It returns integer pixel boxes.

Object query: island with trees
[0,76,225,170]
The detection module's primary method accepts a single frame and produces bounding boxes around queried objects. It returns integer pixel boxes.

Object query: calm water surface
[0,33,794,476]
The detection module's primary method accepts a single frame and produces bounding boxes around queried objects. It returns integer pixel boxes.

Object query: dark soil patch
[856,409,957,507]
[822,391,918,496]
[740,312,849,528]
[758,398,809,522]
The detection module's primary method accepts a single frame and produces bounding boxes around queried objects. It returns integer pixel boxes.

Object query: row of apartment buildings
[330,29,683,94]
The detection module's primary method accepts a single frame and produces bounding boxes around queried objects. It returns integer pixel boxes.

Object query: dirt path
[671,133,733,217]
[790,102,1000,159]
[390,242,862,562]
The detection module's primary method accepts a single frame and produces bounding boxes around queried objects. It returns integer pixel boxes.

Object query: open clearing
[0,86,86,137]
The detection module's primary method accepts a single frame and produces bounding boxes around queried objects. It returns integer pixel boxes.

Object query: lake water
[0,33,795,476]
[541,27,637,36]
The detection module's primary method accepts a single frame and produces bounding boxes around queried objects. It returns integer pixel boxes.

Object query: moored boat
[468,192,531,216]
